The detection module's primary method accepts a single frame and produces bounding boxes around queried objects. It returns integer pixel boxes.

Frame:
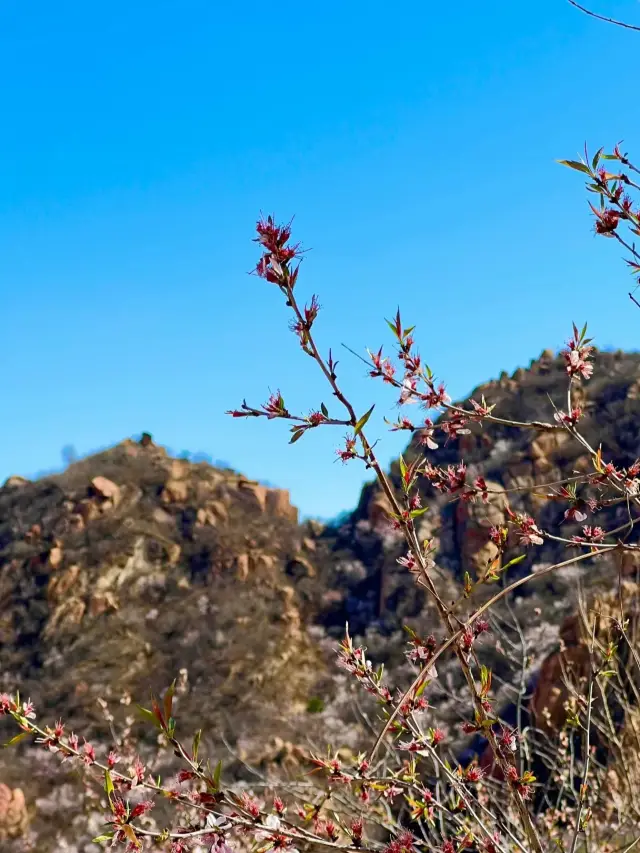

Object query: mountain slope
[2,349,640,849]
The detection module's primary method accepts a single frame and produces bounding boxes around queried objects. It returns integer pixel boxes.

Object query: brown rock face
[48,564,83,603]
[530,644,592,731]
[456,481,507,578]
[368,489,393,530]
[0,784,28,840]
[530,581,640,732]
[237,480,298,522]
[266,488,298,523]
[529,430,569,476]
[48,544,63,569]
[236,552,250,581]
[615,547,640,578]
[89,591,119,617]
[161,478,189,504]
[238,480,268,512]
[90,476,121,507]
[2,476,30,489]
[44,597,87,637]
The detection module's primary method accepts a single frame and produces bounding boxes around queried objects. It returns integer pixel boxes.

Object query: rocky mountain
[325,347,640,634]
[1,347,640,848]
[0,434,348,850]
[0,433,339,737]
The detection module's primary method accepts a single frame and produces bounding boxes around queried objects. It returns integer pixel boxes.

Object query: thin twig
[567,0,640,32]
[569,619,597,853]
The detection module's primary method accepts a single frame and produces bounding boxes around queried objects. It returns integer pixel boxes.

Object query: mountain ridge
[2,346,640,848]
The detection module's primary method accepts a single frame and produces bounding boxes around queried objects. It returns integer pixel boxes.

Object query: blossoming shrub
[3,143,640,853]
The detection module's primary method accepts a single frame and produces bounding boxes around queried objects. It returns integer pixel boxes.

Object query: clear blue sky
[2,0,640,520]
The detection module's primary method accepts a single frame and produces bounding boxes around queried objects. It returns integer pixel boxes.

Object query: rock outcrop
[0,784,28,841]
[0,436,328,752]
[323,349,640,637]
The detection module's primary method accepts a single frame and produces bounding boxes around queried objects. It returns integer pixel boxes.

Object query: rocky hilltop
[0,434,337,754]
[1,348,640,848]
[324,348,640,638]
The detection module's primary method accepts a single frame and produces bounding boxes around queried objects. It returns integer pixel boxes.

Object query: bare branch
[568,0,640,32]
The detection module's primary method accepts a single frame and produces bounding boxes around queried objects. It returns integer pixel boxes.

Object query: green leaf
[92,835,115,844]
[386,318,400,338]
[137,705,162,729]
[192,729,202,762]
[415,678,428,698]
[399,455,407,480]
[592,147,603,170]
[557,159,591,175]
[320,402,329,417]
[3,731,29,747]
[410,506,429,518]
[212,758,223,791]
[104,768,115,810]
[502,554,526,572]
[289,429,305,444]
[463,571,473,597]
[354,404,375,436]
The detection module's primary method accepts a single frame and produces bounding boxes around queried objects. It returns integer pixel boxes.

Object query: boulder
[456,480,507,578]
[169,459,190,480]
[368,490,393,529]
[89,591,119,617]
[90,476,121,507]
[2,475,29,489]
[238,480,268,512]
[530,644,591,731]
[0,784,28,840]
[266,488,298,522]
[48,544,63,569]
[286,555,316,579]
[161,478,189,504]
[48,564,84,603]
[530,581,640,732]
[236,553,250,581]
[77,498,101,523]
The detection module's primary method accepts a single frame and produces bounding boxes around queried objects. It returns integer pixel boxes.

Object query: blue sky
[2,0,640,520]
